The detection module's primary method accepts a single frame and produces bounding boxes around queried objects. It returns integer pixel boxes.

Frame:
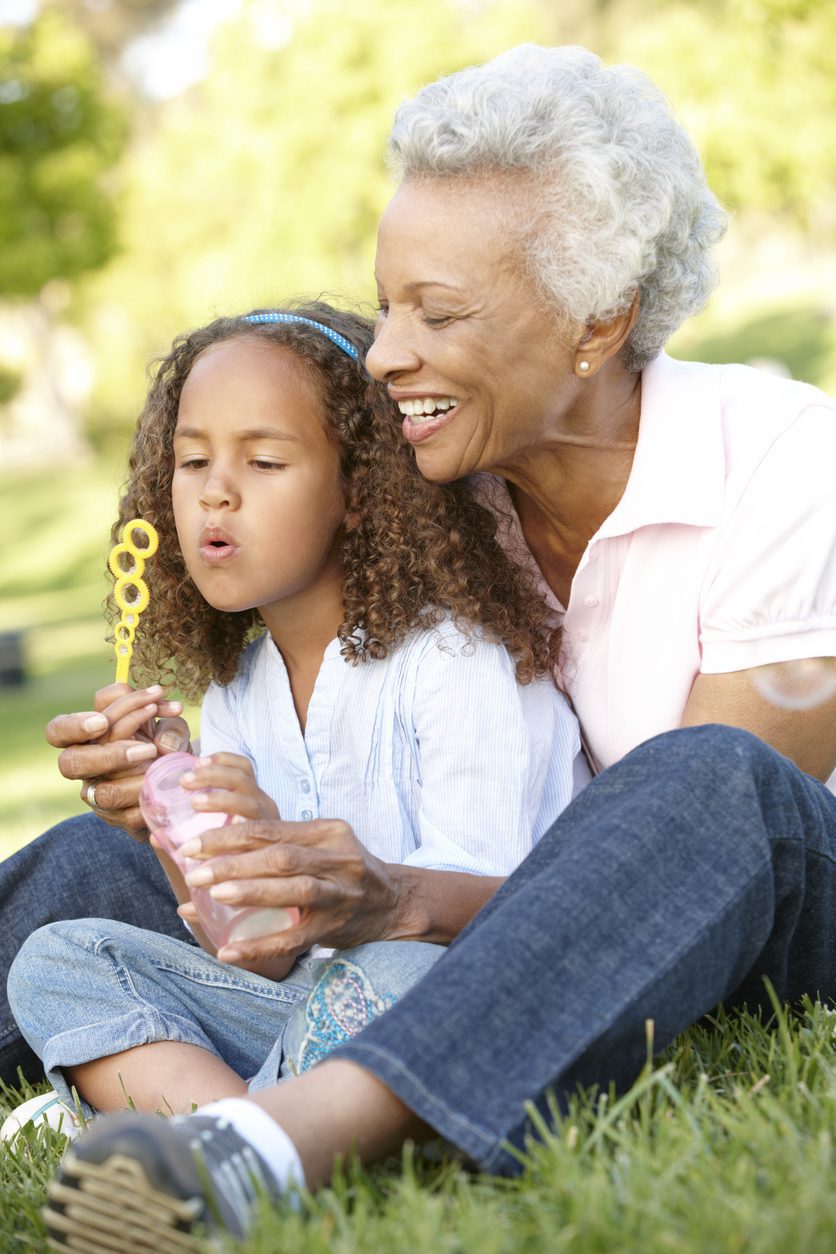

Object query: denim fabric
[7,918,444,1117]
[332,725,836,1175]
[0,814,185,1086]
[252,940,443,1088]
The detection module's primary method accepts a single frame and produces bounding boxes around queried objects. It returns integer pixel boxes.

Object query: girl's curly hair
[108,300,560,701]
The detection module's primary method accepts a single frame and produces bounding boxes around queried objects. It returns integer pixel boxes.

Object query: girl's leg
[7,918,311,1116]
[0,814,184,1087]
[65,1042,248,1114]
[252,940,444,1086]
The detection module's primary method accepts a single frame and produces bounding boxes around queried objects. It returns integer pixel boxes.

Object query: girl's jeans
[7,926,443,1119]
[2,725,834,1169]
[1,815,185,1087]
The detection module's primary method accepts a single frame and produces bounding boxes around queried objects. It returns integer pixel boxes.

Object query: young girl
[8,302,584,1134]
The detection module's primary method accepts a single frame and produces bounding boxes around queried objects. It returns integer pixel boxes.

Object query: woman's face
[366,177,580,483]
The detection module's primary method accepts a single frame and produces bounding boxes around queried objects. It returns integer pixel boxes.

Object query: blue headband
[241,312,359,362]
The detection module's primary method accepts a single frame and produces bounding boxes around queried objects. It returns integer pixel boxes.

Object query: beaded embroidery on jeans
[295,959,396,1073]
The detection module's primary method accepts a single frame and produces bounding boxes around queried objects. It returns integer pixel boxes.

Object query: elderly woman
[4,44,835,1249]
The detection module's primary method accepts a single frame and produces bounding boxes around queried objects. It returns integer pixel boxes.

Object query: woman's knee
[640,723,774,771]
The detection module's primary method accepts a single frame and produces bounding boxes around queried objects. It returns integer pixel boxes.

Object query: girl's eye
[180,457,208,470]
[252,459,285,471]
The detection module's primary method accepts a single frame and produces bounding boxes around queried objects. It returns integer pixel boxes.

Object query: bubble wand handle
[108,519,159,684]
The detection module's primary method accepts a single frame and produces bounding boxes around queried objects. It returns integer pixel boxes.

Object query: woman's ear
[573,291,640,377]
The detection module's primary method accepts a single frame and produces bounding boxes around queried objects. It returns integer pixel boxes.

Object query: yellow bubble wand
[108,519,159,684]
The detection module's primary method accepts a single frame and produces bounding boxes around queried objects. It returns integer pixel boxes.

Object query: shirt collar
[595,352,726,540]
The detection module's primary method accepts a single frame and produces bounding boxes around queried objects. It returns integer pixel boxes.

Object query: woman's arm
[682,661,836,781]
[176,815,505,964]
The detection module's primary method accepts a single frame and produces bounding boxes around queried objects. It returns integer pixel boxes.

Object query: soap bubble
[752,659,836,711]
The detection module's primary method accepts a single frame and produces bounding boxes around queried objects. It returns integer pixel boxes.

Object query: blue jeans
[0,814,185,1086]
[331,726,836,1175]
[7,920,443,1117]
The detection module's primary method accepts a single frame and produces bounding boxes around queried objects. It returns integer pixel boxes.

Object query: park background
[1,0,835,857]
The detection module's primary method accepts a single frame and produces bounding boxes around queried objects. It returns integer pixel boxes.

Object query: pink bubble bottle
[139,752,299,948]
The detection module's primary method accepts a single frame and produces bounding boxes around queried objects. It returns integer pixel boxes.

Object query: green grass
[2,1000,834,1252]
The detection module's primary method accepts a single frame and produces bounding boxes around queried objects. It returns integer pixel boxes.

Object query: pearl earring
[578,360,590,373]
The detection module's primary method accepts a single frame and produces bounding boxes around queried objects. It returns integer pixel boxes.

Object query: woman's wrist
[382,864,504,944]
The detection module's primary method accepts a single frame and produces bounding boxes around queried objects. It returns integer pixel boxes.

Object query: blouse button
[300,780,311,793]
[584,595,599,608]
[301,809,313,821]
[577,630,589,642]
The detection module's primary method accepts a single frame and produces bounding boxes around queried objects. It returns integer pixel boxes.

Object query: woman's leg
[322,724,835,1174]
[7,918,312,1116]
[0,814,185,1086]
[43,726,836,1245]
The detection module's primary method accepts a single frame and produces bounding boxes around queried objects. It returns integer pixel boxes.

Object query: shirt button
[584,595,599,608]
[301,809,313,821]
[300,780,311,794]
[588,549,599,562]
[577,631,589,642]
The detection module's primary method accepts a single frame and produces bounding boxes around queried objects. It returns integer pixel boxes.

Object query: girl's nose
[199,472,240,511]
[365,310,422,382]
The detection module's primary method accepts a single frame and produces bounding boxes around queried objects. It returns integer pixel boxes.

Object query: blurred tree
[74,0,836,436]
[78,0,552,434]
[607,0,836,227]
[0,8,127,297]
[41,0,180,70]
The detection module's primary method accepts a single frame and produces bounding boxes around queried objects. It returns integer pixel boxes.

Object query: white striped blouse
[199,617,586,877]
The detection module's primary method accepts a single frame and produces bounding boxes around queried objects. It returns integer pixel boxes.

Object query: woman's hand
[179,752,280,822]
[45,683,191,840]
[178,817,403,964]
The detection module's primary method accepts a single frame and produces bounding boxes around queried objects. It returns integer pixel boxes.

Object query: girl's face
[171,337,347,637]
[366,178,579,484]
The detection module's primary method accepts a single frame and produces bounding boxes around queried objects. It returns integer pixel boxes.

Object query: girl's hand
[179,752,280,822]
[179,817,400,965]
[45,683,190,840]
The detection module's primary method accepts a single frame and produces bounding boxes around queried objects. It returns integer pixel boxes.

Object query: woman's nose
[365,310,421,381]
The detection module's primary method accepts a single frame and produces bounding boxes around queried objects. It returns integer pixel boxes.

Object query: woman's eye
[422,313,452,328]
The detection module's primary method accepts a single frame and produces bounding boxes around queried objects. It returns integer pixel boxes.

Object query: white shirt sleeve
[402,624,580,876]
[699,403,836,673]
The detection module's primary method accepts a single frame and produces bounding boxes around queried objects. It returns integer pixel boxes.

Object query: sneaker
[0,1090,83,1145]
[43,1111,281,1251]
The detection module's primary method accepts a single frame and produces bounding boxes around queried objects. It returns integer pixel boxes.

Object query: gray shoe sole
[43,1115,209,1252]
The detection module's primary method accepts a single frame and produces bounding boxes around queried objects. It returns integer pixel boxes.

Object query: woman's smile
[389,389,462,444]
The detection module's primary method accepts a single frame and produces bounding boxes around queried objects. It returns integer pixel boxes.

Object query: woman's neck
[495,366,642,606]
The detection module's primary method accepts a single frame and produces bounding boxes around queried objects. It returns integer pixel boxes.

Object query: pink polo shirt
[477,352,836,781]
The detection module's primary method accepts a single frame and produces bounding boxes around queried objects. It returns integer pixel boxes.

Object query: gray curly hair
[387,45,728,371]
